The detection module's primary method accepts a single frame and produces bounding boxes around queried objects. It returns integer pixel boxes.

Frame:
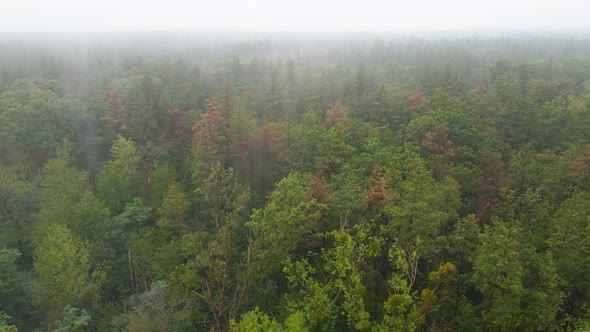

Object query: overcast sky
[1,0,588,33]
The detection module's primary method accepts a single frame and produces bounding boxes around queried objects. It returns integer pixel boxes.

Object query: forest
[1,34,590,331]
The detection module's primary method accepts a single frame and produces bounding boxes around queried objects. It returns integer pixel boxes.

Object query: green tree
[0,249,22,324]
[283,231,375,331]
[445,215,480,330]
[112,199,153,295]
[549,192,590,320]
[123,74,163,147]
[155,184,191,232]
[96,136,141,215]
[472,220,523,330]
[248,173,326,285]
[315,128,355,178]
[474,189,563,330]
[0,311,18,332]
[36,140,89,239]
[174,165,249,331]
[122,281,192,332]
[231,308,306,332]
[0,167,36,256]
[53,306,91,332]
[382,151,460,262]
[0,248,20,295]
[33,224,104,331]
[71,191,111,242]
[0,80,83,168]
[374,239,425,332]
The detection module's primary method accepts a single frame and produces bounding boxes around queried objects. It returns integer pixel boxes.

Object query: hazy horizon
[1,0,589,34]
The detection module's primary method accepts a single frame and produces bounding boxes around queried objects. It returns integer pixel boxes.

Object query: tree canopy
[1,34,590,331]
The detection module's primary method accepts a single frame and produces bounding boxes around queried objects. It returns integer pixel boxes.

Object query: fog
[1,0,589,33]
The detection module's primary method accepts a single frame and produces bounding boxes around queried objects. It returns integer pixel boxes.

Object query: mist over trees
[2,33,590,331]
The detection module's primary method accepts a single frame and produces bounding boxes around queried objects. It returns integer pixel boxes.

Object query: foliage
[96,135,142,215]
[36,139,89,238]
[2,36,590,331]
[248,173,327,282]
[53,306,91,332]
[0,311,18,332]
[32,224,104,330]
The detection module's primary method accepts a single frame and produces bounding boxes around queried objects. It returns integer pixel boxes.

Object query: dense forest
[2,34,590,331]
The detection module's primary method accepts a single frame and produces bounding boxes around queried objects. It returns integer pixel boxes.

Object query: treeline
[1,35,590,331]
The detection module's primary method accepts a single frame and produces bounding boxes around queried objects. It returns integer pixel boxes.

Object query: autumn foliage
[192,96,227,164]
[100,88,125,132]
[407,84,427,112]
[325,100,352,130]
[163,108,190,149]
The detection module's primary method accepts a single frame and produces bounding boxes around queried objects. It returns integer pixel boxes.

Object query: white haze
[0,0,589,34]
